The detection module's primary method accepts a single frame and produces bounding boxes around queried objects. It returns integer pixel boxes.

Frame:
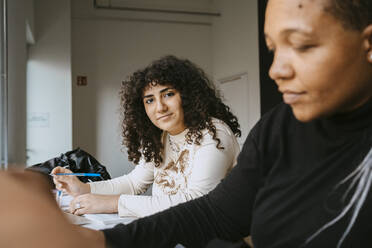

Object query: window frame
[0,0,8,169]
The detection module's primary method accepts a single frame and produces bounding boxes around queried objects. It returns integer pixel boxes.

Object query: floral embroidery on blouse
[155,149,191,195]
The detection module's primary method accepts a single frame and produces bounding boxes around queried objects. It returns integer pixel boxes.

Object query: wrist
[81,183,91,194]
[111,195,120,213]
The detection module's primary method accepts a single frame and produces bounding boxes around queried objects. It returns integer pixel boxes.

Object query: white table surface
[58,191,185,248]
[58,192,136,230]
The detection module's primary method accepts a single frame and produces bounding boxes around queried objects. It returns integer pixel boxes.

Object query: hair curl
[323,0,372,30]
[120,55,241,167]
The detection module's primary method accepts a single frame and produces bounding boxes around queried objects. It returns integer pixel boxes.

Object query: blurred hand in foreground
[0,170,105,248]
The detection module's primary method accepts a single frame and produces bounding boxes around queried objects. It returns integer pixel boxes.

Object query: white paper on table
[63,212,92,225]
[84,213,135,225]
[56,192,136,226]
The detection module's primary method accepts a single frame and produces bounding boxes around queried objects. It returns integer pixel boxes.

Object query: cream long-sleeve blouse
[89,118,240,218]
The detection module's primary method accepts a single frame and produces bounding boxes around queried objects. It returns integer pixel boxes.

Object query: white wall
[26,0,72,165]
[12,0,260,176]
[212,0,261,142]
[7,0,35,165]
[72,0,213,177]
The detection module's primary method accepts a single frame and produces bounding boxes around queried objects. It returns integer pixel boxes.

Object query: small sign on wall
[77,76,87,86]
[28,112,50,128]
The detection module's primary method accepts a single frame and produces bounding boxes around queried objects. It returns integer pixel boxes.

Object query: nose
[156,98,167,113]
[268,51,294,84]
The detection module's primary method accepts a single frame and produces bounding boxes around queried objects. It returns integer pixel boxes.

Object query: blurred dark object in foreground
[27,147,111,187]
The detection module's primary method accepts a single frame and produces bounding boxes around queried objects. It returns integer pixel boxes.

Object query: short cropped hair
[324,0,372,30]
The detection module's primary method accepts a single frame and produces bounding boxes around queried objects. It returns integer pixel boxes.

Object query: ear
[362,24,372,63]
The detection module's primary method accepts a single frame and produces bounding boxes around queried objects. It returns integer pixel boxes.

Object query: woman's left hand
[70,193,120,215]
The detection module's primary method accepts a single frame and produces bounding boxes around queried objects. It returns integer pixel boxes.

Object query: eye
[293,44,316,52]
[144,98,154,104]
[164,91,175,98]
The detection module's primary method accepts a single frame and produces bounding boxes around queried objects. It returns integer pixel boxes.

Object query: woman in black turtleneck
[0,0,371,247]
[101,0,372,247]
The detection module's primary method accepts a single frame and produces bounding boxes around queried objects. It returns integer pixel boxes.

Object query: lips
[281,91,305,104]
[157,113,172,120]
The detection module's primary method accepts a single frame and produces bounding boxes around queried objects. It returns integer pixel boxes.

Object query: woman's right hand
[51,166,90,196]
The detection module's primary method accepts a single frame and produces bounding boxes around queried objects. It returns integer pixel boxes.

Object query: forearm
[112,180,255,247]
[90,163,154,195]
[89,176,135,195]
[90,175,151,196]
[104,196,220,248]
[104,190,250,248]
[118,190,204,217]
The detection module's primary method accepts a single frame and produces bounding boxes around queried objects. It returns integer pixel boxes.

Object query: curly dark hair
[323,0,372,30]
[120,55,241,167]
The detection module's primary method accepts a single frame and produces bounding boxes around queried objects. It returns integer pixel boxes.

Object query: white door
[26,0,72,165]
[219,73,260,147]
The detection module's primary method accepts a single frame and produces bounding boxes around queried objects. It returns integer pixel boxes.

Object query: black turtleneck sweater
[103,101,372,248]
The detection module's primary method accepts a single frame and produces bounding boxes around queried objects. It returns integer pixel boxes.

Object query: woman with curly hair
[52,55,241,218]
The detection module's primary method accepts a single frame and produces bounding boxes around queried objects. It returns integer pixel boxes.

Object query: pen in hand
[56,190,62,207]
[50,173,101,177]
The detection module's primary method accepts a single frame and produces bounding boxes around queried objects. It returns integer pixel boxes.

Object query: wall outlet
[77,76,87,86]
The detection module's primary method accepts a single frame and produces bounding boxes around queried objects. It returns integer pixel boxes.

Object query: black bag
[27,147,111,187]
